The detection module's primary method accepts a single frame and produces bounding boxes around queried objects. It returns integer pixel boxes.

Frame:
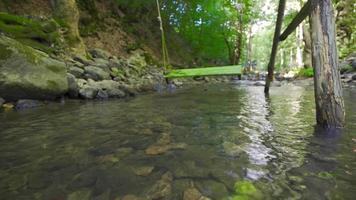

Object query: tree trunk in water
[264,0,286,93]
[303,22,312,68]
[52,0,86,56]
[310,0,345,127]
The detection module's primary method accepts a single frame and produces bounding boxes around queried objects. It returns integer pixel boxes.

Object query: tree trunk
[310,0,345,127]
[303,22,312,68]
[52,0,86,56]
[296,24,304,68]
[264,0,286,93]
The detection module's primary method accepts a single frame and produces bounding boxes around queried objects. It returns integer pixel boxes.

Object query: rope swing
[156,0,170,68]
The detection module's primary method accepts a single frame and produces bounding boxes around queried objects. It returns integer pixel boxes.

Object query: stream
[0,82,355,200]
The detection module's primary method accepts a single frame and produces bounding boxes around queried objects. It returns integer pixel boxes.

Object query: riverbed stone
[122,195,146,200]
[133,166,155,176]
[146,172,173,199]
[196,180,229,199]
[84,66,111,81]
[222,141,244,157]
[15,99,43,110]
[145,133,187,155]
[0,35,68,100]
[68,189,92,200]
[183,186,211,200]
[67,73,79,98]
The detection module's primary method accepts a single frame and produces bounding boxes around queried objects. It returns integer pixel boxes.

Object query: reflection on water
[0,83,355,200]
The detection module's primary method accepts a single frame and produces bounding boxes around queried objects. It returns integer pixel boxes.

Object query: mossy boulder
[0,12,62,54]
[0,35,68,100]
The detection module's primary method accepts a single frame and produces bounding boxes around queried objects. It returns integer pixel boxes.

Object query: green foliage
[298,68,314,77]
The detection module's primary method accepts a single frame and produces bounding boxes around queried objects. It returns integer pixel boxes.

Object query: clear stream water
[0,82,355,200]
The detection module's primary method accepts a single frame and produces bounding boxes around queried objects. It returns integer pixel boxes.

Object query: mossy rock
[0,12,62,54]
[230,181,263,200]
[0,35,68,100]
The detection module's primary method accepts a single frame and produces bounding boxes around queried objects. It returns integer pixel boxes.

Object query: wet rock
[73,55,94,66]
[89,48,112,60]
[79,86,98,99]
[145,133,187,155]
[15,99,42,110]
[97,89,109,100]
[97,154,120,164]
[68,189,92,200]
[120,84,138,96]
[96,80,126,98]
[183,185,211,200]
[146,172,173,199]
[141,128,154,135]
[84,66,111,81]
[288,175,303,184]
[151,122,173,133]
[116,147,134,157]
[122,195,146,200]
[0,35,68,100]
[0,97,4,107]
[196,180,229,199]
[222,141,244,157]
[70,170,97,189]
[133,166,155,176]
[171,160,210,178]
[68,66,85,78]
[67,73,79,98]
[94,190,111,200]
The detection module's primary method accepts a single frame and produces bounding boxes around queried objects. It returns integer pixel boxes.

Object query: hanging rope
[156,0,170,68]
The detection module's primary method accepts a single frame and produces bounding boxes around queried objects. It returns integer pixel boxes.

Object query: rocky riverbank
[0,35,166,110]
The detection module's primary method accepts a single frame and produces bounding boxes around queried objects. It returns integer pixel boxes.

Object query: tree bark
[310,0,345,127]
[52,0,86,56]
[302,22,312,68]
[264,0,286,93]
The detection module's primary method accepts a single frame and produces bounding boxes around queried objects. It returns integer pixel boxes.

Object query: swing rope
[156,0,170,68]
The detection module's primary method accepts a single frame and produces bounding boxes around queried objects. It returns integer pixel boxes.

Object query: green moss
[230,181,263,200]
[317,171,334,179]
[0,12,62,54]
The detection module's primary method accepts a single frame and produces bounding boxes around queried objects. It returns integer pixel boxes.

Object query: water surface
[0,82,355,199]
